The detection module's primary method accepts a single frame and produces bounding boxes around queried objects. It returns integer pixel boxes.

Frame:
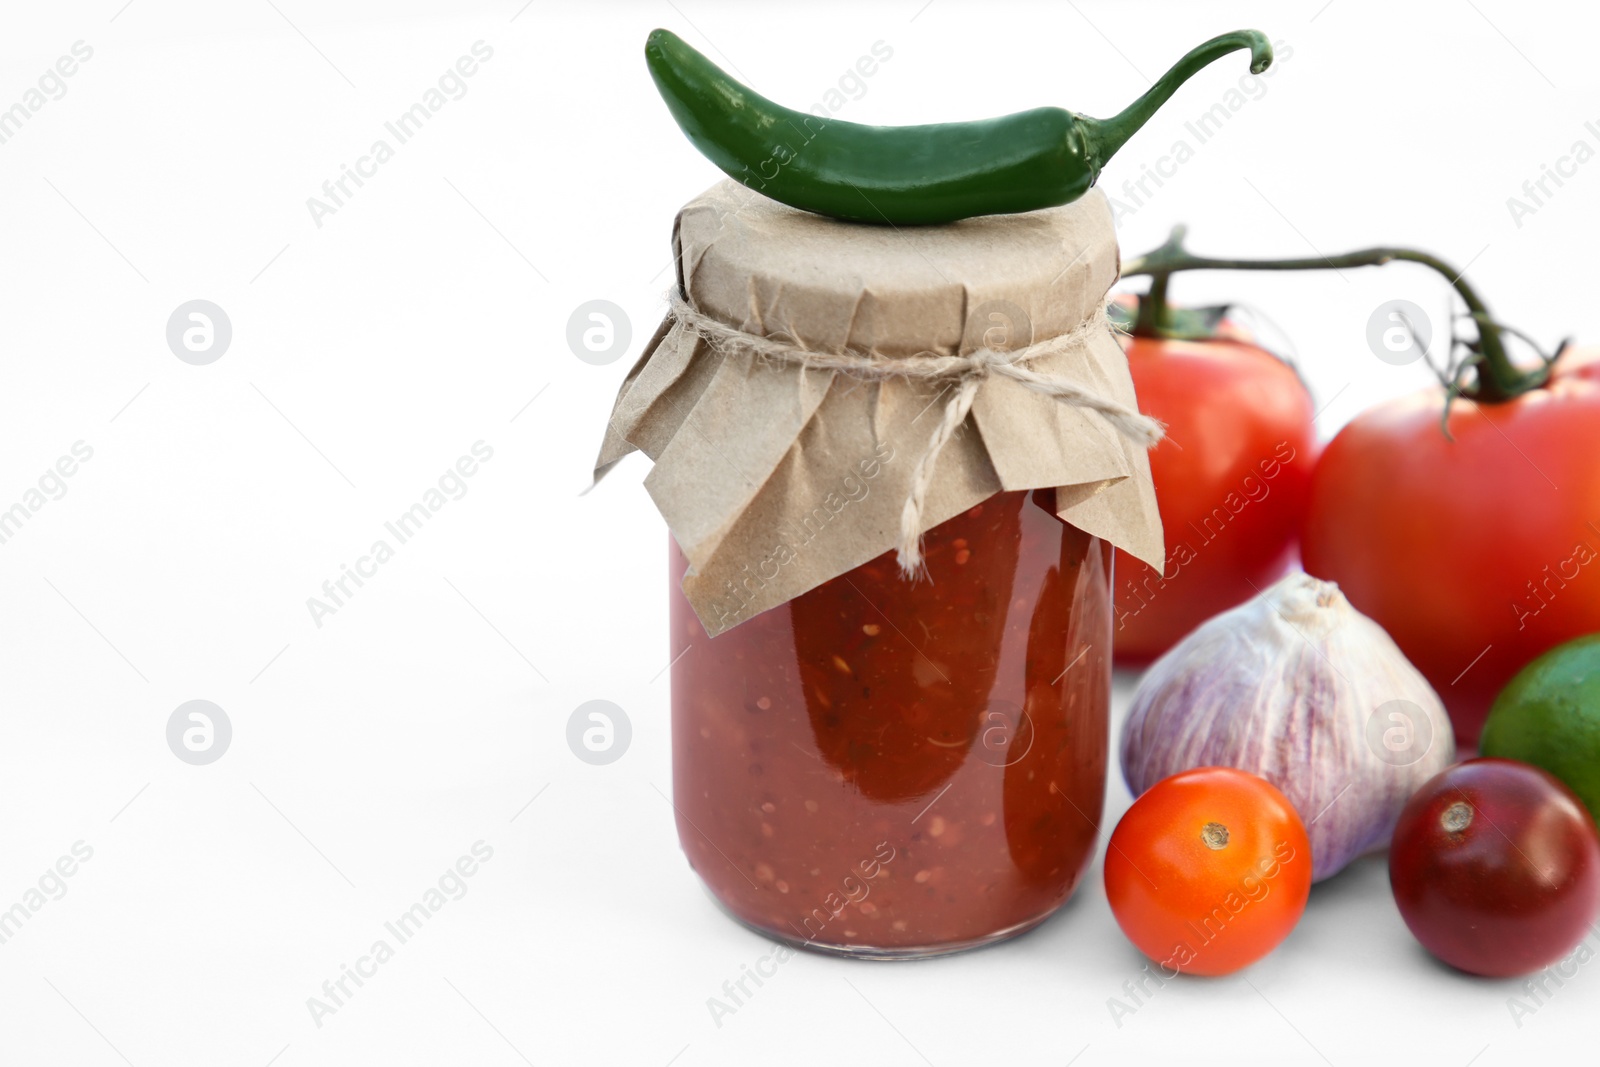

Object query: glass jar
[669,487,1112,958]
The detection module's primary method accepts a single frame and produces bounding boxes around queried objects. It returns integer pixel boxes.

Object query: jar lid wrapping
[594,180,1163,636]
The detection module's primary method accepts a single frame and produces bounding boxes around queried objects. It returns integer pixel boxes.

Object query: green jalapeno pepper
[646,28,1272,225]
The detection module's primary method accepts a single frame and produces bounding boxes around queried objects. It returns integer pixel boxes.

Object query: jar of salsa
[594,181,1162,958]
[670,489,1112,957]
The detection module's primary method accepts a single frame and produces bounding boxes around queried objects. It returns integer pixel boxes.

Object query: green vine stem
[1122,227,1549,404]
[1130,225,1186,338]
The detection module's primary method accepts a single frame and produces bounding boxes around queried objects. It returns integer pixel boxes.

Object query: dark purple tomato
[1389,758,1600,977]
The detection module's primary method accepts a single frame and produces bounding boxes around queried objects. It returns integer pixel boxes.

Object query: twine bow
[666,290,1163,577]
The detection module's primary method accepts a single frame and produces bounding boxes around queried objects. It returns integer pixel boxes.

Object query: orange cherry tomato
[1104,767,1312,976]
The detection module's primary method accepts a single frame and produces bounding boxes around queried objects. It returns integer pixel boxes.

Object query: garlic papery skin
[1120,572,1454,881]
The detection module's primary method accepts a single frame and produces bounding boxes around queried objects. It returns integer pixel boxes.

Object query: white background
[2,1,1597,1065]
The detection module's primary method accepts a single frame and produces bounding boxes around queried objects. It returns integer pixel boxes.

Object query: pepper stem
[1122,229,1546,403]
[1085,31,1273,166]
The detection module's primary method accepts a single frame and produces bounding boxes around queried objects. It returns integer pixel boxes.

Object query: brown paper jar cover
[595,179,1162,636]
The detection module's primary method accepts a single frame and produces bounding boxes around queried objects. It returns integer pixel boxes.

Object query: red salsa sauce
[669,489,1111,956]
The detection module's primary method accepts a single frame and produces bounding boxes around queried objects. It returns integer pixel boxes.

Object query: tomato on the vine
[1116,319,1318,662]
[1104,766,1311,976]
[1120,229,1600,746]
[1302,349,1600,745]
[1109,238,1319,665]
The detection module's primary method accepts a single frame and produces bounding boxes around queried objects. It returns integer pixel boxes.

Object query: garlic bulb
[1121,572,1454,881]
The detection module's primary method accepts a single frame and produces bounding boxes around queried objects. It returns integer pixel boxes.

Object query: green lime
[1481,634,1600,826]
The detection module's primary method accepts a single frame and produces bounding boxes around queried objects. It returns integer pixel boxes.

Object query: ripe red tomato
[1115,326,1318,663]
[1389,758,1600,977]
[1302,349,1600,745]
[1104,767,1312,976]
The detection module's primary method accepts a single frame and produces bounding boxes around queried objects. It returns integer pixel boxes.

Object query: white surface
[2,1,1596,1064]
